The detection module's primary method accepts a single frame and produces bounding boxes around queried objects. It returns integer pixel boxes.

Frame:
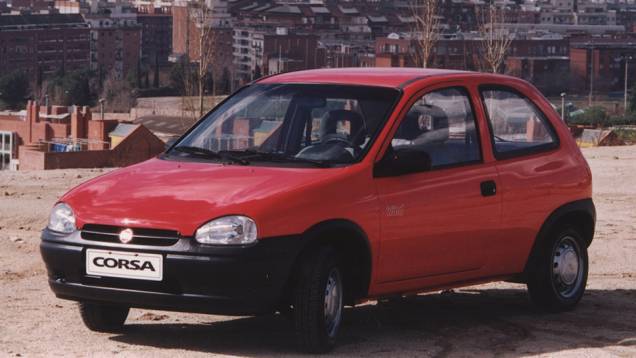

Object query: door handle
[480,180,497,197]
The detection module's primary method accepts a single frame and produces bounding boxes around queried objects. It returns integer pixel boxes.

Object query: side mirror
[374,148,432,177]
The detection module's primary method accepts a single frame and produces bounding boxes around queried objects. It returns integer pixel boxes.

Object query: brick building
[374,34,571,94]
[137,5,173,66]
[9,0,53,12]
[233,27,322,85]
[505,37,571,94]
[0,101,164,170]
[171,3,233,93]
[263,31,321,75]
[0,14,90,82]
[374,35,482,71]
[570,38,636,92]
[85,13,142,80]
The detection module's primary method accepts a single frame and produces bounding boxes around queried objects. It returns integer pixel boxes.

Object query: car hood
[62,158,346,236]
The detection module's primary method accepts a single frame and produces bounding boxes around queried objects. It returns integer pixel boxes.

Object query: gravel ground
[1,146,635,357]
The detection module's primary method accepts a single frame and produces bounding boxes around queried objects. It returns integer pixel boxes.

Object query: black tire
[527,226,588,312]
[78,302,129,333]
[293,247,344,353]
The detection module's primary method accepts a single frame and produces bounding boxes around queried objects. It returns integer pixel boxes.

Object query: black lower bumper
[40,229,303,315]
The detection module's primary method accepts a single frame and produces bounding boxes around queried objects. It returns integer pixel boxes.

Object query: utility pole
[198,13,204,117]
[588,46,594,107]
[625,56,632,114]
[99,98,105,121]
[560,92,566,121]
[278,44,282,74]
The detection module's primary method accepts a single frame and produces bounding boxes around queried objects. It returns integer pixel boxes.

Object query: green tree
[169,60,193,95]
[569,106,609,127]
[47,68,95,106]
[0,70,30,110]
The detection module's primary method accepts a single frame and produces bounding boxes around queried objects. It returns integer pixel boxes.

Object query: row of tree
[0,68,138,112]
[411,0,512,73]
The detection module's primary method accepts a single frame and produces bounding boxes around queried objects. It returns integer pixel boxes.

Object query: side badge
[385,204,405,217]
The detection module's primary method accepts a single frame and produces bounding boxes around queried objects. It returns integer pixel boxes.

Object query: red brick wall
[17,146,46,170]
[19,125,165,170]
[49,123,69,138]
[122,28,142,79]
[94,27,141,78]
[109,125,165,166]
[570,48,589,83]
[46,150,112,170]
[263,34,320,73]
[171,5,190,56]
[87,120,118,150]
[32,122,49,142]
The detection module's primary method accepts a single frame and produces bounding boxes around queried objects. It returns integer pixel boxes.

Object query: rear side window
[391,87,481,169]
[481,87,558,158]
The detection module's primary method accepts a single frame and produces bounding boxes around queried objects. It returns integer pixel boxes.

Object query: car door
[374,84,501,284]
[478,85,570,274]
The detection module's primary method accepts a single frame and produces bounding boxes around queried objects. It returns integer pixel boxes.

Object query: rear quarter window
[480,86,559,159]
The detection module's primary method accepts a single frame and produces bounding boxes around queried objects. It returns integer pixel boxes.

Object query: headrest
[321,110,367,145]
[396,110,422,141]
[410,105,450,145]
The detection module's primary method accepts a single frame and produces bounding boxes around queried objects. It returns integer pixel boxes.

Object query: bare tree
[410,0,440,68]
[100,70,136,113]
[187,0,216,117]
[479,5,513,73]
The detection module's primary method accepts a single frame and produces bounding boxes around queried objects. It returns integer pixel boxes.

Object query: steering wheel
[322,133,352,147]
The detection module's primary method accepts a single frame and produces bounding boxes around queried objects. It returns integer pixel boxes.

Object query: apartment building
[84,9,142,80]
[570,37,636,92]
[137,5,173,66]
[0,14,90,81]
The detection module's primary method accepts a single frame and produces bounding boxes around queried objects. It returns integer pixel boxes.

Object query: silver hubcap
[552,236,583,298]
[324,268,343,338]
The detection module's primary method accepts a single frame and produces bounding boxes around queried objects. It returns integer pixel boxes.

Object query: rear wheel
[78,302,129,333]
[527,227,588,312]
[293,247,344,353]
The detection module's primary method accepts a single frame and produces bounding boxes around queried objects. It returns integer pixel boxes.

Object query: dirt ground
[1,146,635,357]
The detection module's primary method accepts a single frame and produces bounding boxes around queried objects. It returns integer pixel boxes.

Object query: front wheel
[293,247,344,353]
[527,227,589,312]
[78,302,129,333]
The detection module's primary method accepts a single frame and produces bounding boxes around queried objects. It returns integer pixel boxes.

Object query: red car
[41,68,595,353]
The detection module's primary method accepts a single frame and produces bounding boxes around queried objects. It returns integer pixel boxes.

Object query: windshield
[169,84,400,166]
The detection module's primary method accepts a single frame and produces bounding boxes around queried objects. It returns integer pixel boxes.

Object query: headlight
[48,203,76,233]
[195,216,257,245]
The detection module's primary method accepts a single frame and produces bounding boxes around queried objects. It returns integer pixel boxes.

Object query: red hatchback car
[41,68,595,352]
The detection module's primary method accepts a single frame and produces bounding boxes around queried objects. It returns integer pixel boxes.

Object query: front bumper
[40,229,303,315]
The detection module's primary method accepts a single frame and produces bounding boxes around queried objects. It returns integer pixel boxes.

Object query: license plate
[86,249,163,281]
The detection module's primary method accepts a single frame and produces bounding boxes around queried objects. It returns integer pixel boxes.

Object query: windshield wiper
[173,146,249,165]
[233,149,331,168]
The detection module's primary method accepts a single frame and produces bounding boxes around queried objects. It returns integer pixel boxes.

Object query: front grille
[81,224,180,246]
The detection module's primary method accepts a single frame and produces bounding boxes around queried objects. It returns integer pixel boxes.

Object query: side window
[391,87,481,169]
[481,87,558,157]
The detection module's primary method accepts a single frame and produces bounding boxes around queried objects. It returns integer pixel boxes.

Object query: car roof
[257,67,474,88]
